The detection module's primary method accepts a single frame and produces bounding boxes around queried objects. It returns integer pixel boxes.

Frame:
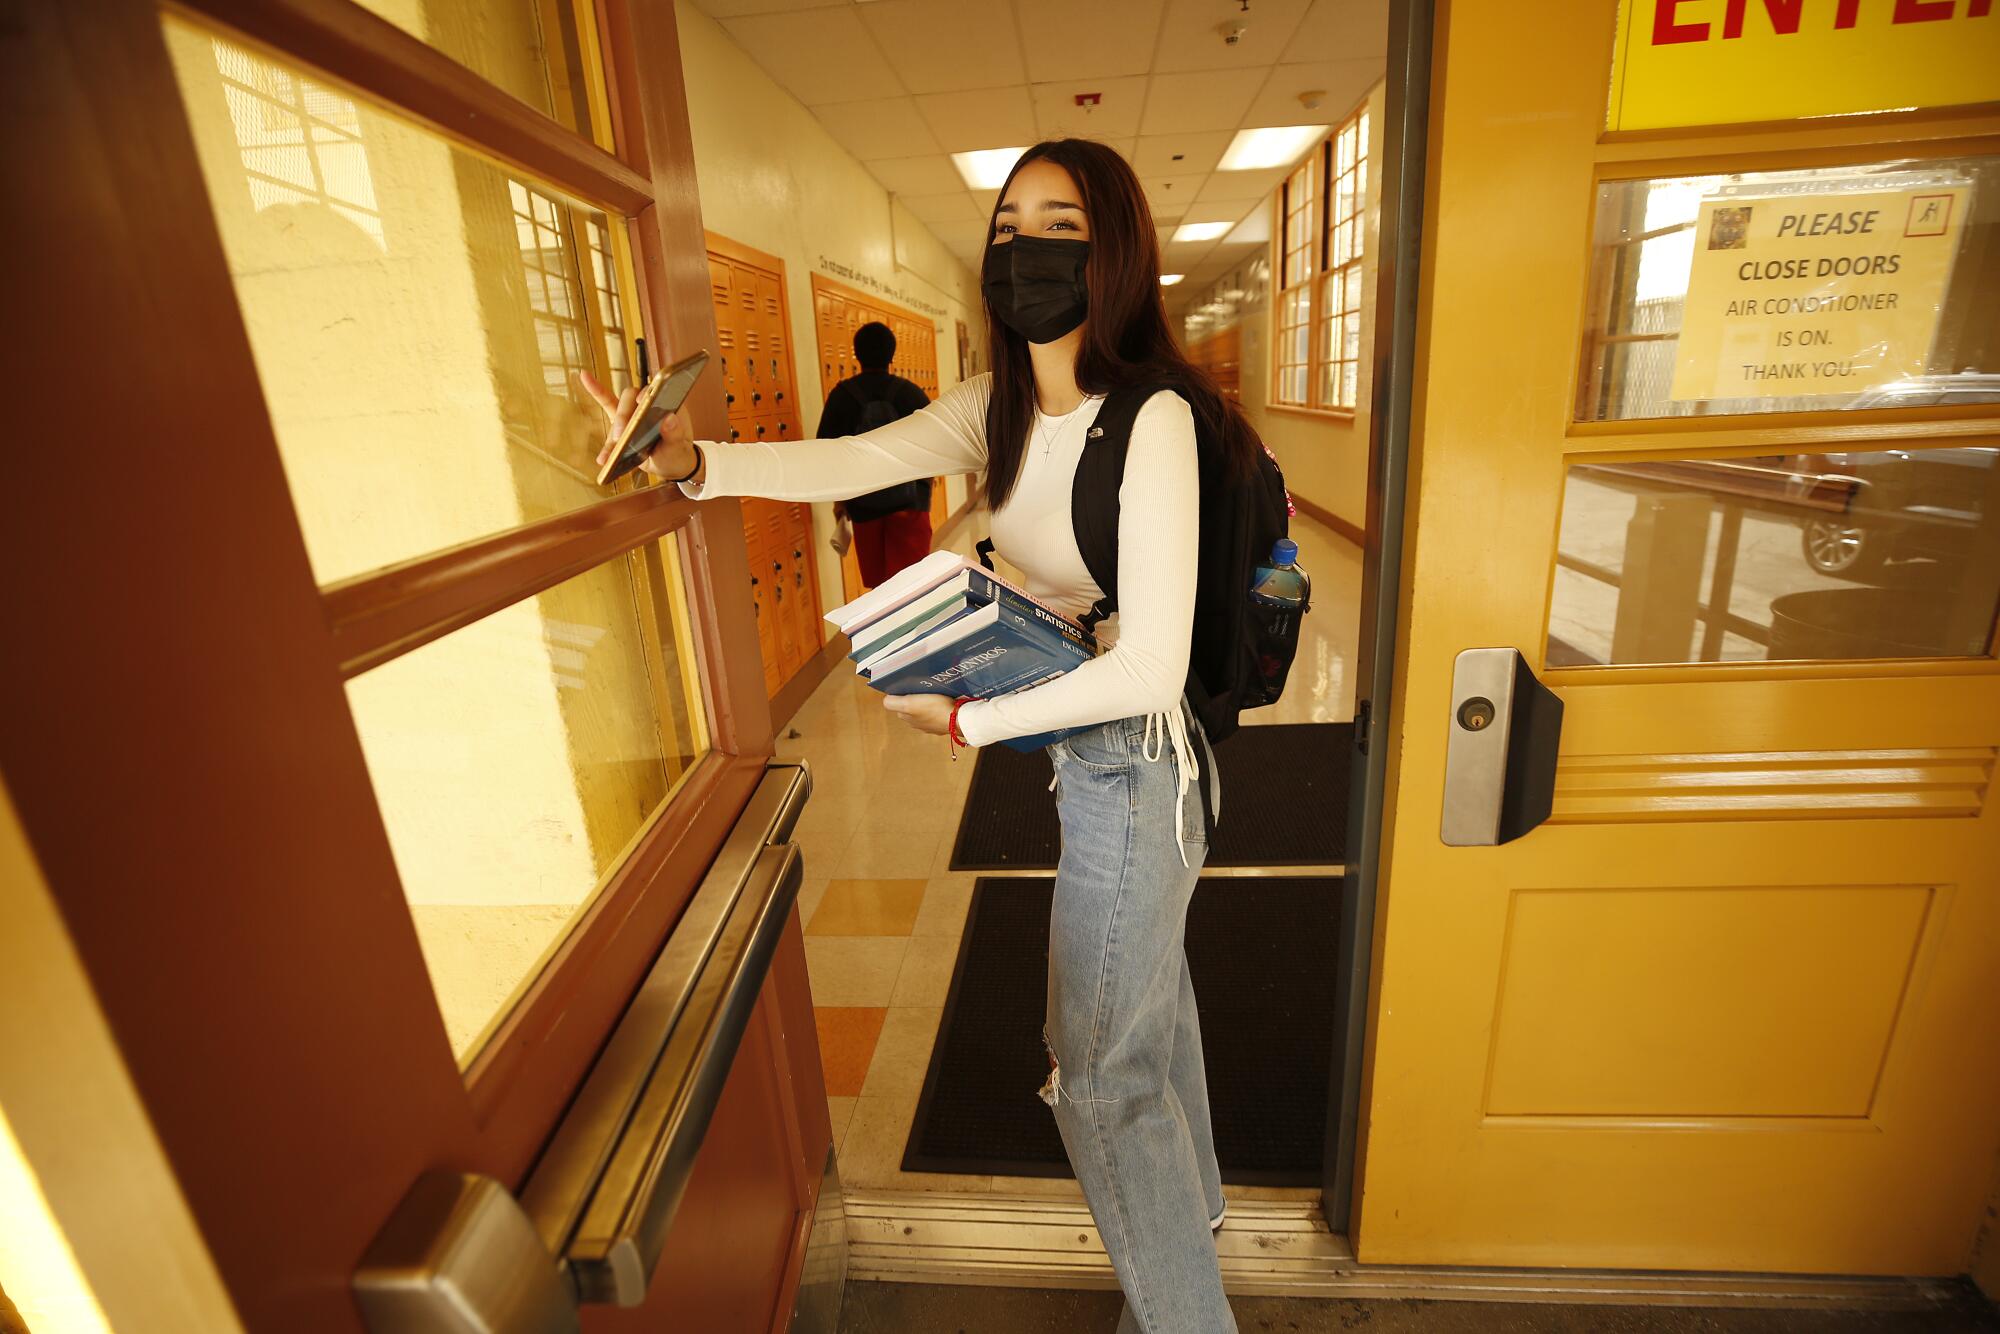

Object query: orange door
[8,3,832,1329]
[1357,0,2000,1275]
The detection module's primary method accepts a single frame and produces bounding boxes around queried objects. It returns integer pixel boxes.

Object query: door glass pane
[164,20,638,585]
[349,0,603,141]
[346,533,710,1063]
[1548,447,2000,667]
[1577,157,2000,422]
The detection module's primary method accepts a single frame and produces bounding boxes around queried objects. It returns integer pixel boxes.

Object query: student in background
[817,321,933,586]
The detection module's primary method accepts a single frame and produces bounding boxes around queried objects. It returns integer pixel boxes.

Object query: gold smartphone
[597,348,711,486]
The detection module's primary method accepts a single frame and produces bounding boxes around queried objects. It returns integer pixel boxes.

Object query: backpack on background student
[843,385,933,523]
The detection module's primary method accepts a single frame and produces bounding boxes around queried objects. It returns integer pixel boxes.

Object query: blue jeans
[1044,701,1234,1333]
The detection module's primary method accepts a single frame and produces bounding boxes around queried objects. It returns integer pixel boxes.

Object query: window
[1272,105,1370,411]
[1275,152,1318,405]
[167,19,711,1066]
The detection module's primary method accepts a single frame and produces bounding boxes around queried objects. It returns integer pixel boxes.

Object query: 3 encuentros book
[825,550,1097,753]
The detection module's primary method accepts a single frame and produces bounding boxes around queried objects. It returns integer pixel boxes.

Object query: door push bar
[353,762,812,1333]
[1440,649,1563,846]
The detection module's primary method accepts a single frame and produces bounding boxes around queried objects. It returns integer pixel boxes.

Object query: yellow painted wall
[675,0,987,617]
[1183,82,1385,535]
[0,780,242,1333]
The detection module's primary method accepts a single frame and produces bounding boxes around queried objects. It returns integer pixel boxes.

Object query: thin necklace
[1035,394,1096,457]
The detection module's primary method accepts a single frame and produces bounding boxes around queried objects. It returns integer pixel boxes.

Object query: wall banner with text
[1610,1,2000,132]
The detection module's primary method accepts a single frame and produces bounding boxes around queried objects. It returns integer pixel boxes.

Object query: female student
[583,138,1258,1333]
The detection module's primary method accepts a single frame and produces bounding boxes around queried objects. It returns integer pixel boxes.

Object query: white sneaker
[1209,1203,1227,1232]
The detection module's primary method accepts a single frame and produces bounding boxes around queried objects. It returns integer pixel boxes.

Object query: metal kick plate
[1440,648,1519,847]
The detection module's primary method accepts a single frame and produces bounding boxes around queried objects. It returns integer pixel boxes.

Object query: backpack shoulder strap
[1070,381,1177,633]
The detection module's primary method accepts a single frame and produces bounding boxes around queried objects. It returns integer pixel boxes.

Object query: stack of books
[826,550,1097,753]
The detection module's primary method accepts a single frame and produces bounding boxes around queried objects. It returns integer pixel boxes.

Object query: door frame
[1324,0,1434,1235]
[2,1,825,1327]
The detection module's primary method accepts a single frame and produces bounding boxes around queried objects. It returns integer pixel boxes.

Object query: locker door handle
[729,428,740,441]
[751,392,762,404]
[755,424,766,437]
[1440,649,1563,847]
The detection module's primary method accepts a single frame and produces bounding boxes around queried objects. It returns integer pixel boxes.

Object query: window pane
[166,21,640,585]
[1346,263,1364,310]
[1341,360,1359,407]
[349,0,602,140]
[1577,158,2000,422]
[347,533,709,1062]
[1549,449,2000,666]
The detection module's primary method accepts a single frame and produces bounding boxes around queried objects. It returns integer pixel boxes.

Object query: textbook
[826,552,1097,753]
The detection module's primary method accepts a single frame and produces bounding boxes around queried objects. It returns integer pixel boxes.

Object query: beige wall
[0,782,242,1334]
[675,0,987,616]
[1182,82,1386,536]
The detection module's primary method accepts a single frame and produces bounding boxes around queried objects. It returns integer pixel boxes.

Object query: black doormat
[949,722,1352,870]
[902,876,1339,1186]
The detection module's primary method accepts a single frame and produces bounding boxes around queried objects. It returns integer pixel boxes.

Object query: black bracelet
[665,444,704,486]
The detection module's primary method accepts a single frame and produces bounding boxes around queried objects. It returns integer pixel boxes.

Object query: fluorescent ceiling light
[1159,273,1184,286]
[952,147,1028,191]
[1173,221,1232,243]
[1217,124,1329,172]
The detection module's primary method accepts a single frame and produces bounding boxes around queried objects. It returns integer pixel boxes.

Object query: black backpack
[843,381,932,522]
[1071,380,1302,745]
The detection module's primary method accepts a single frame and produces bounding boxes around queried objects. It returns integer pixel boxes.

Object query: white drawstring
[1142,705,1200,868]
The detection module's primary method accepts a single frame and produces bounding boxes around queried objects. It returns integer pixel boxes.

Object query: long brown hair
[982,138,1259,511]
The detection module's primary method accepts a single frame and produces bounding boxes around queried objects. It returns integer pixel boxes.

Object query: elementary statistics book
[826,550,1095,753]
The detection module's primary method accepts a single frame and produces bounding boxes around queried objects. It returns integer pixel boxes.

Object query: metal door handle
[1439,648,1563,846]
[354,765,812,1328]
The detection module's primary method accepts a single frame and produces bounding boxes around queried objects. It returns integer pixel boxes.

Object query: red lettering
[1653,0,1710,43]
[1723,0,1806,33]
[1892,0,1956,19]
[1968,0,1991,15]
[1835,0,1862,24]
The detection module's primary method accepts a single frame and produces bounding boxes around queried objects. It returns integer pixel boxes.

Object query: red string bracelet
[947,697,972,758]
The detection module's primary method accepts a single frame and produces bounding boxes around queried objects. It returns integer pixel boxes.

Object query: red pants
[852,509,934,587]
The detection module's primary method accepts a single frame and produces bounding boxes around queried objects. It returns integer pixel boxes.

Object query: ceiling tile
[1013,0,1166,81]
[1243,58,1379,127]
[902,191,984,225]
[1197,165,1287,201]
[814,97,942,160]
[971,188,1001,214]
[1286,0,1390,63]
[1139,68,1268,135]
[865,154,967,195]
[1141,172,1208,215]
[1150,197,1190,222]
[691,0,843,15]
[1152,0,1311,73]
[858,0,1029,95]
[1176,199,1257,228]
[1131,131,1234,176]
[915,87,1039,152]
[1162,239,1217,270]
[1031,76,1148,140]
[1224,203,1273,245]
[721,9,905,106]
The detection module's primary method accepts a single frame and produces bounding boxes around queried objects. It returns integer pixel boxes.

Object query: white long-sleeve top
[681,372,1198,749]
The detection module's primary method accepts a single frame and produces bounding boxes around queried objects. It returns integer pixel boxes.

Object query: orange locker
[706,233,820,703]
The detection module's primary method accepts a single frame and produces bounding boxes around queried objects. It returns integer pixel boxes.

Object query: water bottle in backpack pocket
[1244,538,1309,707]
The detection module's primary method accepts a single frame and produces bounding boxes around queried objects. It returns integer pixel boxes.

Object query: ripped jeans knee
[1039,1028,1118,1110]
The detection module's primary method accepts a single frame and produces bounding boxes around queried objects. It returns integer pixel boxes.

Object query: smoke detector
[1218,18,1249,44]
[1298,89,1328,111]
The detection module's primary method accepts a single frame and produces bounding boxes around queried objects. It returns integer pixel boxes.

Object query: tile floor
[776,510,1362,1203]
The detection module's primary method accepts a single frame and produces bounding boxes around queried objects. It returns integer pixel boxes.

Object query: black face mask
[982,234,1090,344]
